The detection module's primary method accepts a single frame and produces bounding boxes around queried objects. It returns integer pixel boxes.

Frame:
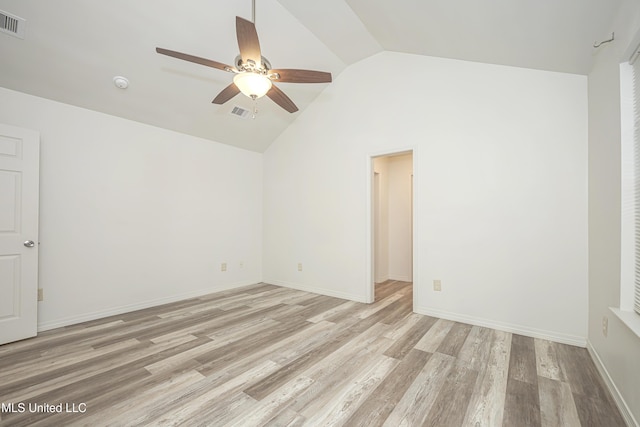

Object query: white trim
[365,155,374,303]
[37,280,258,331]
[266,279,368,303]
[621,61,636,312]
[414,305,586,347]
[375,275,390,284]
[388,275,412,282]
[611,307,640,339]
[587,341,639,427]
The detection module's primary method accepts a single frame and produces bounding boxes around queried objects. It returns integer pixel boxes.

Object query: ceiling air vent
[0,10,26,39]
[230,106,250,119]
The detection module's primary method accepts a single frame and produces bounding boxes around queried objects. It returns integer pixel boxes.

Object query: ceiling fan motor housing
[234,55,272,74]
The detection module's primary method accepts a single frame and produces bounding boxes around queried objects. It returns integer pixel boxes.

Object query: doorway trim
[365,147,416,305]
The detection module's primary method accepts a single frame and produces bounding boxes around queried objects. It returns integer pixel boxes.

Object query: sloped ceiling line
[0,0,622,152]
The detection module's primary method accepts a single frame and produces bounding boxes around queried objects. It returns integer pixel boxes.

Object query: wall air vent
[0,10,26,39]
[230,106,250,119]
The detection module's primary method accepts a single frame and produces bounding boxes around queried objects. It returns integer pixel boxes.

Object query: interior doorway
[371,151,414,303]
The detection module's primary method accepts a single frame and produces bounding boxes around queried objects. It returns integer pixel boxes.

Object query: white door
[0,124,40,345]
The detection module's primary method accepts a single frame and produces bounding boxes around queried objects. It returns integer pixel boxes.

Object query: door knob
[23,240,35,248]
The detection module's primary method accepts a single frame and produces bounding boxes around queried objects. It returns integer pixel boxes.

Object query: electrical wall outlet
[433,280,442,291]
[602,316,608,337]
[221,262,227,272]
[298,263,303,272]
[38,288,43,301]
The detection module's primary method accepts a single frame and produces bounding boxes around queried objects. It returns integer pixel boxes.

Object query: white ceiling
[0,0,620,152]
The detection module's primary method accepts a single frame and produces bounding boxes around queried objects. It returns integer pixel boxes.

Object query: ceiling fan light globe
[233,72,272,99]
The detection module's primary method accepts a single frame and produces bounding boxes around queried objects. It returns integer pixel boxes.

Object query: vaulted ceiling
[0,0,620,152]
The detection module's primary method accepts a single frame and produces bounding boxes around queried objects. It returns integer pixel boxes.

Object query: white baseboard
[587,341,639,427]
[259,282,586,346]
[37,280,258,332]
[265,280,368,303]
[373,276,412,283]
[388,275,412,282]
[414,305,586,347]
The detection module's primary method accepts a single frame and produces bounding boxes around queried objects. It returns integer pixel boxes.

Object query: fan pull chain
[252,97,258,119]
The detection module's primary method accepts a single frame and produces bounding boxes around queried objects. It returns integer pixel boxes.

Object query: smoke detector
[113,76,129,89]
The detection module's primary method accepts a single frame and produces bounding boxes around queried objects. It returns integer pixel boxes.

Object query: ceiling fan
[156,6,332,114]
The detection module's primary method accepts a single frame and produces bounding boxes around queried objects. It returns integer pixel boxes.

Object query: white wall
[387,154,413,282]
[0,87,263,330]
[263,51,588,344]
[588,0,640,423]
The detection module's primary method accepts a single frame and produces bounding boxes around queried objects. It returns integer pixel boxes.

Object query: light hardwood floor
[0,281,626,426]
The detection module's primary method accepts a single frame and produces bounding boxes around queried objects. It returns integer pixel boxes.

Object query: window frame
[615,38,640,336]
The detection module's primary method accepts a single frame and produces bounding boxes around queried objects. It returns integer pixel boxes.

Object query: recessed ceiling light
[113,76,129,89]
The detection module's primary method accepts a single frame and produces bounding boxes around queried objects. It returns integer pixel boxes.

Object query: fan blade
[156,47,233,72]
[269,69,332,84]
[267,84,298,113]
[236,17,262,67]
[212,83,241,104]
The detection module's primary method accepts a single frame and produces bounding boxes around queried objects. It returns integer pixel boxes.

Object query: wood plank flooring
[0,281,626,426]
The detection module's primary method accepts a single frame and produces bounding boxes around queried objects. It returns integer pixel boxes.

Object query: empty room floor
[0,281,625,426]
